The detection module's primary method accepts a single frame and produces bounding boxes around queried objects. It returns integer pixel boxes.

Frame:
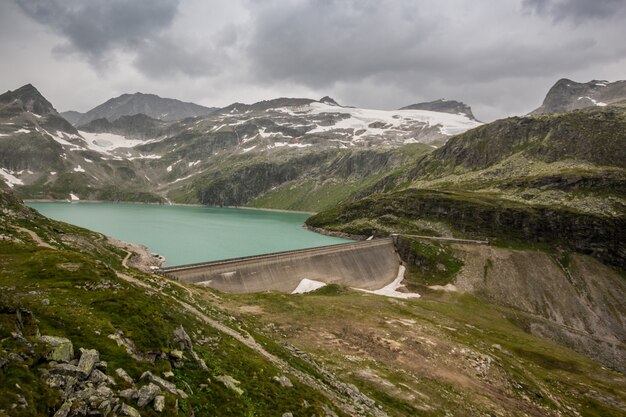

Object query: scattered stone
[154,395,165,412]
[40,336,74,362]
[120,403,141,417]
[216,375,243,395]
[137,383,161,407]
[57,263,80,272]
[322,404,339,417]
[118,389,138,400]
[170,350,184,360]
[42,298,50,305]
[282,413,293,417]
[272,375,293,388]
[96,361,107,371]
[77,348,99,378]
[89,369,116,386]
[53,400,72,417]
[50,363,81,377]
[115,368,135,385]
[140,371,178,395]
[173,325,193,351]
[163,371,175,378]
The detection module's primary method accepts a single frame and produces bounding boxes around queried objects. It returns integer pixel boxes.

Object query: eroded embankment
[161,239,401,293]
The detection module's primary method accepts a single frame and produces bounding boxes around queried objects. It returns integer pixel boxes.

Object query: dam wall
[160,238,401,293]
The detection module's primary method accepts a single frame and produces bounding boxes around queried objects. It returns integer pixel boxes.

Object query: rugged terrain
[2,180,626,416]
[306,101,626,372]
[530,78,626,114]
[1,84,481,209]
[61,93,217,125]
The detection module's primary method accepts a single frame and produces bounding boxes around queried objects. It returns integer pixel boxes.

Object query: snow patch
[357,266,420,299]
[69,193,80,201]
[188,160,201,167]
[306,102,481,137]
[78,130,146,152]
[73,165,85,173]
[0,168,23,188]
[292,279,327,294]
[242,145,256,153]
[15,128,31,134]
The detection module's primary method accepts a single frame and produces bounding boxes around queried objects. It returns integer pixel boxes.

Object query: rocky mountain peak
[319,96,341,106]
[0,83,58,116]
[62,92,217,125]
[530,78,626,114]
[399,99,476,120]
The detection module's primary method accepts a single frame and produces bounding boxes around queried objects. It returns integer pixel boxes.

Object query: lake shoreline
[22,199,317,215]
[26,201,344,266]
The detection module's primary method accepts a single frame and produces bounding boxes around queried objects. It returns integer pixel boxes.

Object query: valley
[1,77,625,416]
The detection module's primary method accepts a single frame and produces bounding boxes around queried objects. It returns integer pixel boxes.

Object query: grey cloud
[522,0,626,22]
[14,0,180,62]
[133,37,220,78]
[246,0,437,87]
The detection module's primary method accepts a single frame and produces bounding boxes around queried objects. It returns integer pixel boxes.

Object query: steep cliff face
[307,189,625,268]
[187,147,420,209]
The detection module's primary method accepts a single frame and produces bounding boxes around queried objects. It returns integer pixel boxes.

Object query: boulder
[272,375,293,388]
[89,369,116,386]
[50,363,80,376]
[140,371,178,395]
[120,403,141,417]
[216,375,243,395]
[173,325,193,351]
[115,368,135,385]
[52,400,72,417]
[77,348,99,378]
[137,382,161,407]
[154,395,165,412]
[170,350,184,360]
[40,336,74,362]
[118,388,138,400]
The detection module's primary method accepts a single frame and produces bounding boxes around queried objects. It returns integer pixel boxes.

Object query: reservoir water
[26,202,350,266]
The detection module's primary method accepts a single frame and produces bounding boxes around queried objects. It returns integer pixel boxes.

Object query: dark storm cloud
[4,0,626,120]
[522,0,626,22]
[244,0,625,87]
[14,0,180,62]
[246,0,437,87]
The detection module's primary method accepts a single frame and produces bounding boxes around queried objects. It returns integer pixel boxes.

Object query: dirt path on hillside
[13,226,54,249]
[113,268,386,417]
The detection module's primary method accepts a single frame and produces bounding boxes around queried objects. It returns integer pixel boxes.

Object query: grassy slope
[1,184,625,416]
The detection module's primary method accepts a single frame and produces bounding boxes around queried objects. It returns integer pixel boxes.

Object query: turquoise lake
[26,202,350,266]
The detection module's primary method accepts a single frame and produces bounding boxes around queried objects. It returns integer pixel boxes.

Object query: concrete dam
[159,238,401,293]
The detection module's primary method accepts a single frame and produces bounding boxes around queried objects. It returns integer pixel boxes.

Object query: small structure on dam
[159,238,401,293]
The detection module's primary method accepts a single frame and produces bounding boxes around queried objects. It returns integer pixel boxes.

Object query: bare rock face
[400,99,477,120]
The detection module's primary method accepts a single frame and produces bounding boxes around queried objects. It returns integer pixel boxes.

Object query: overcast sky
[1,0,625,121]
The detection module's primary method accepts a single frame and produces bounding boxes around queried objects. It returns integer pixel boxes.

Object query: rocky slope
[306,102,626,371]
[530,78,626,114]
[2,84,482,207]
[2,182,626,416]
[62,92,217,125]
[400,99,476,120]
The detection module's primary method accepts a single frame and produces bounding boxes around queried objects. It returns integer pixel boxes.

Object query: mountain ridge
[530,78,626,114]
[62,92,218,125]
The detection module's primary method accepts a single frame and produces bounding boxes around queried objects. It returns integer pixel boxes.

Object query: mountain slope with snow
[530,78,626,114]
